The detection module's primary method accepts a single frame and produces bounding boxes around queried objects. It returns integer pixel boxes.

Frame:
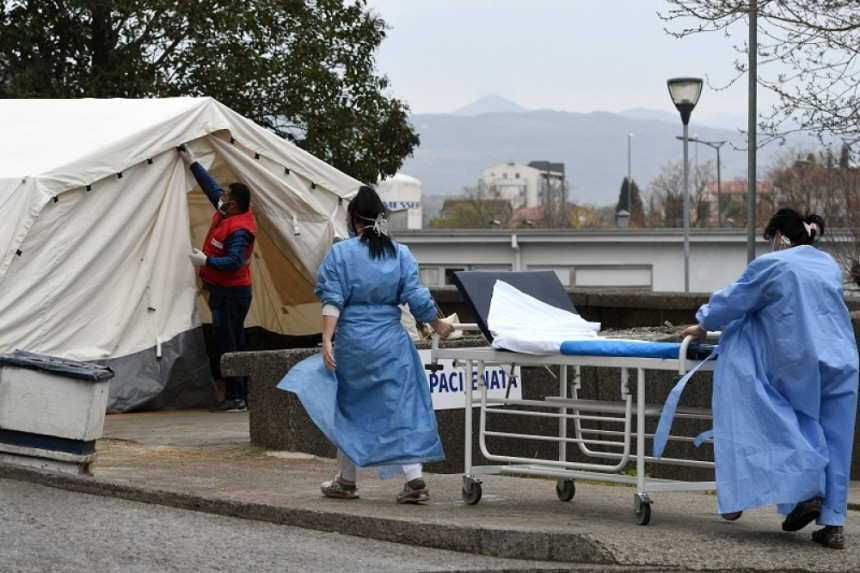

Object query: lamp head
[667,77,703,126]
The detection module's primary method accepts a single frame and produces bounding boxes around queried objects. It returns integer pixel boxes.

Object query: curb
[0,462,615,565]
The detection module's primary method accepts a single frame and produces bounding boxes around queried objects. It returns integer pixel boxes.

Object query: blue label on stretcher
[417,350,522,410]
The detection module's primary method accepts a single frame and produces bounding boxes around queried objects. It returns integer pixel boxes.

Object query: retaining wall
[221,289,860,482]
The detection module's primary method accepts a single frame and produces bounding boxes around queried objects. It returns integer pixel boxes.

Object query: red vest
[199,209,257,288]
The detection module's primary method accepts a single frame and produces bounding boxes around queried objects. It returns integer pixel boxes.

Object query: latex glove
[177,144,197,166]
[430,317,454,339]
[189,248,207,267]
[681,324,707,343]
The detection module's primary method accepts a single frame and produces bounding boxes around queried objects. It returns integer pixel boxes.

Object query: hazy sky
[365,0,774,126]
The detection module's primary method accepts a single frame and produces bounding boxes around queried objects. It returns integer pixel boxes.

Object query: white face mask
[772,233,791,252]
[217,198,232,215]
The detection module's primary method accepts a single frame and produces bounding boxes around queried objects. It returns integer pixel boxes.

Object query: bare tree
[660,1,860,141]
[766,147,824,214]
[646,160,716,228]
[761,144,860,284]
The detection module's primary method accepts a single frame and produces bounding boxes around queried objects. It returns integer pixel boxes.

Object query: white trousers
[336,449,422,482]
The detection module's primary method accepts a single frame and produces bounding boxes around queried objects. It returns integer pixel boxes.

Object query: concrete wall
[400,228,775,293]
[222,290,860,482]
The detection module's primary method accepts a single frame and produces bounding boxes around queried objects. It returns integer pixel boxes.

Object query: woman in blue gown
[282,186,453,504]
[683,208,858,550]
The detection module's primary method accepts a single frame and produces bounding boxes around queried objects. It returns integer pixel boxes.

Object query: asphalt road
[0,478,665,573]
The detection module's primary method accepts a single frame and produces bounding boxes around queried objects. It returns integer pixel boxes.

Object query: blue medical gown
[278,238,444,475]
[697,246,858,523]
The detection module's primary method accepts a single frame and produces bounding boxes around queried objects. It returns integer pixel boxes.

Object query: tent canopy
[0,98,359,412]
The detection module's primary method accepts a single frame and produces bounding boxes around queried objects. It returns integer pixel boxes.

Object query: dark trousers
[209,292,252,400]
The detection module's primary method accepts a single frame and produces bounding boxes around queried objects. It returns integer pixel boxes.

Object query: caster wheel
[556,478,575,501]
[462,482,482,505]
[635,502,651,525]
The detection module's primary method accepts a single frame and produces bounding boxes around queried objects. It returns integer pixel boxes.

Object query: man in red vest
[179,146,256,413]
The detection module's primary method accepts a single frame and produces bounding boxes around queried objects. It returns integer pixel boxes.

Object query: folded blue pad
[559,340,683,359]
[560,340,718,360]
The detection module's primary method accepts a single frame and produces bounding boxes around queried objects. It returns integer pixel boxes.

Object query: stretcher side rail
[544,396,713,419]
[476,395,713,473]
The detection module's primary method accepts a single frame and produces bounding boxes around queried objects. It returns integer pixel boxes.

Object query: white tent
[0,98,359,412]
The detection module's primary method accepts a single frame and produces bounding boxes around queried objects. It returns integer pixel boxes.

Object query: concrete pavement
[0,409,858,571]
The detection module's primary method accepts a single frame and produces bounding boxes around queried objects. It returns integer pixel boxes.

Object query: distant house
[509,205,546,227]
[478,160,566,209]
[700,180,776,226]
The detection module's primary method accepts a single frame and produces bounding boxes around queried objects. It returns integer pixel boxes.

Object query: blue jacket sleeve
[696,257,774,331]
[206,230,253,273]
[190,162,224,209]
[314,248,344,312]
[397,244,436,323]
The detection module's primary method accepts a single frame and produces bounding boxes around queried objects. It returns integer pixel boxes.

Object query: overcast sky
[365,0,774,126]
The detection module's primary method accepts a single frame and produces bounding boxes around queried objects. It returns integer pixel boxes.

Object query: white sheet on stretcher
[487,280,602,354]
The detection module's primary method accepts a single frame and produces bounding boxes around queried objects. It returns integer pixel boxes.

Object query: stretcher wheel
[720,511,743,521]
[462,477,482,505]
[556,478,575,501]
[634,502,651,525]
[634,493,652,526]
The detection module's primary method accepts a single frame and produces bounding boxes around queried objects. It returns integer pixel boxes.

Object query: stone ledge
[223,301,860,481]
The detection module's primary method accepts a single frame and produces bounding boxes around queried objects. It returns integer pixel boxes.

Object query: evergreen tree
[616,177,643,226]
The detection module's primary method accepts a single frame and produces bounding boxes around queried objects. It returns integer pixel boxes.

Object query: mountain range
[397,95,820,211]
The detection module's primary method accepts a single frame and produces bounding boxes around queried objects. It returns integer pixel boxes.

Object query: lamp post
[627,133,633,216]
[668,77,703,293]
[678,136,727,227]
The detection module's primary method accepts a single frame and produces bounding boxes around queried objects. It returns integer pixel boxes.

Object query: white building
[479,161,538,209]
[376,173,423,230]
[479,160,565,210]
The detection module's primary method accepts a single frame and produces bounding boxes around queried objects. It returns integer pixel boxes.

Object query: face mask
[772,233,791,252]
[217,198,232,215]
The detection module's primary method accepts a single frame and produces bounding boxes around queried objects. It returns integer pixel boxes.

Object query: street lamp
[667,77,703,293]
[677,136,727,227]
[627,133,633,215]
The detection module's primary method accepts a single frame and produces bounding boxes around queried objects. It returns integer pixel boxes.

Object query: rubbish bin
[0,349,114,475]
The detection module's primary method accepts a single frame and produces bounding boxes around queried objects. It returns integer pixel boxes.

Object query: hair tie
[803,221,817,237]
[371,212,389,237]
[358,212,390,237]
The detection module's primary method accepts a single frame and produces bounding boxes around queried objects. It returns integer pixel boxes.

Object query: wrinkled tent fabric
[0,98,359,412]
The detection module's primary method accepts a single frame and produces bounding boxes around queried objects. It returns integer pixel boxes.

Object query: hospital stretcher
[428,271,728,525]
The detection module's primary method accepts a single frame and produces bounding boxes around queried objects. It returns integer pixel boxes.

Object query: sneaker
[781,497,822,531]
[208,398,247,413]
[812,526,845,550]
[321,477,359,499]
[396,478,429,504]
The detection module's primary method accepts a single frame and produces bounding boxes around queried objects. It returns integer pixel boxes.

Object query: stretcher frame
[428,271,725,525]
[431,332,723,525]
